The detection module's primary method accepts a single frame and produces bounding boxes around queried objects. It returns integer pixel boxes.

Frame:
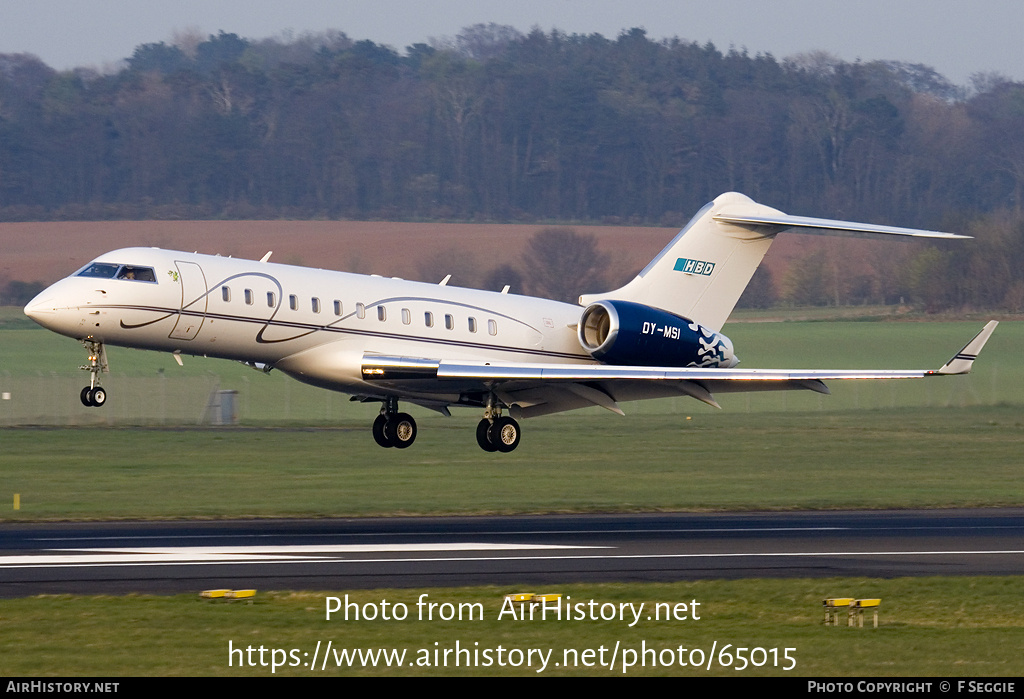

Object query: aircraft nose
[24,293,54,322]
[24,282,89,338]
[24,288,62,330]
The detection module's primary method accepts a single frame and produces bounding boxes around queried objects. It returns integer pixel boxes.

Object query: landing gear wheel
[81,386,106,407]
[372,414,393,448]
[488,416,521,452]
[388,413,417,449]
[89,387,106,407]
[476,419,497,452]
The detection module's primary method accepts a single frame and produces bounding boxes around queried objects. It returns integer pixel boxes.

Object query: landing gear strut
[476,395,521,453]
[79,339,108,408]
[371,397,417,449]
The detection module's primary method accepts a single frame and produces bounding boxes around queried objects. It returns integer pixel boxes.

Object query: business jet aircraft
[25,192,997,452]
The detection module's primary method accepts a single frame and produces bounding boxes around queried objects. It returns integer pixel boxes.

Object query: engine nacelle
[577,300,738,368]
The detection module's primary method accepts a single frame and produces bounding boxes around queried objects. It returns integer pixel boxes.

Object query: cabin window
[311,297,321,313]
[488,319,498,336]
[424,311,434,327]
[244,289,253,305]
[377,305,386,322]
[356,303,365,319]
[445,314,454,330]
[334,300,342,316]
[401,308,411,325]
[468,317,477,333]
[289,294,298,311]
[221,286,231,302]
[267,292,276,307]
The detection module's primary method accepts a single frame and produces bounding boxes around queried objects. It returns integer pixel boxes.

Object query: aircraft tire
[476,419,498,452]
[372,414,393,448]
[89,387,106,407]
[81,386,94,407]
[488,416,521,453]
[389,413,417,449]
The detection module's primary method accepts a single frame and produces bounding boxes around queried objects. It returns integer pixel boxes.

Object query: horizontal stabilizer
[713,212,971,240]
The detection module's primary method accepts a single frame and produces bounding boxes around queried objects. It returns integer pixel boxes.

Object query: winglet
[935,321,999,375]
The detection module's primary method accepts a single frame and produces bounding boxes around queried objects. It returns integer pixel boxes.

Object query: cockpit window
[117,266,157,282]
[76,263,120,279]
[76,263,157,282]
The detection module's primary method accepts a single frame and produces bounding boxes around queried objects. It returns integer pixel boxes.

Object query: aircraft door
[169,261,209,340]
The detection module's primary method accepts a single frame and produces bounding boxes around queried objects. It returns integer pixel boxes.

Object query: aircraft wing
[362,321,998,417]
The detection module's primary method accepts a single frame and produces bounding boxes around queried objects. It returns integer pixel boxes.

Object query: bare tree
[524,228,609,303]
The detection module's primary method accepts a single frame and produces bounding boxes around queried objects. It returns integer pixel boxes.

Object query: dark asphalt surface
[1,509,1022,596]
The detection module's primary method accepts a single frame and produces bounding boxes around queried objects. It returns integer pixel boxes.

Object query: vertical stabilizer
[581,192,969,332]
[580,192,782,332]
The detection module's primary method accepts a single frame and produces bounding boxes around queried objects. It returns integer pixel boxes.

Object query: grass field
[2,312,1023,519]
[2,310,1021,677]
[2,311,1021,425]
[1,406,1022,519]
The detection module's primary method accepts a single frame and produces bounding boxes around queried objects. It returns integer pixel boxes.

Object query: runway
[1,509,1022,596]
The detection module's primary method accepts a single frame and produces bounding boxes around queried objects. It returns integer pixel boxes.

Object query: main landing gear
[79,339,108,408]
[475,395,521,453]
[476,416,521,452]
[372,397,418,449]
[367,395,522,453]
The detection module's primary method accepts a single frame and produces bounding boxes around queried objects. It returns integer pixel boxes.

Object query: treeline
[1,25,1023,310]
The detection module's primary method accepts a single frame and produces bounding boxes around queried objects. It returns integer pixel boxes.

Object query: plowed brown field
[1,219,889,290]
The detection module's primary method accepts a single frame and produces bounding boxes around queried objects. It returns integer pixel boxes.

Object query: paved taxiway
[1,509,1022,596]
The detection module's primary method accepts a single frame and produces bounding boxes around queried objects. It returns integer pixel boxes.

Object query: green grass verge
[3,313,1022,425]
[2,406,1022,520]
[3,316,1023,420]
[1,578,1021,676]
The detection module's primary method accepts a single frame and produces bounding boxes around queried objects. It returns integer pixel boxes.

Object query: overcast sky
[2,0,1021,87]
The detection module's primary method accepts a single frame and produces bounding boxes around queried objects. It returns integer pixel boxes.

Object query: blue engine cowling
[577,300,738,368]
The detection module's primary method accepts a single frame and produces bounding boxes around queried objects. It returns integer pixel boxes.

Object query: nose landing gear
[79,339,108,407]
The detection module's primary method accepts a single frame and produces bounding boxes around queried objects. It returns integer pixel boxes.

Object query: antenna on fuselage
[260,251,273,263]
[439,274,451,286]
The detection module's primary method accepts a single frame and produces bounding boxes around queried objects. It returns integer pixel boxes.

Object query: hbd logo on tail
[674,258,715,275]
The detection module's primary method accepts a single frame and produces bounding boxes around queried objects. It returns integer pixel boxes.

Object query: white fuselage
[24,247,593,401]
[23,195,993,452]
